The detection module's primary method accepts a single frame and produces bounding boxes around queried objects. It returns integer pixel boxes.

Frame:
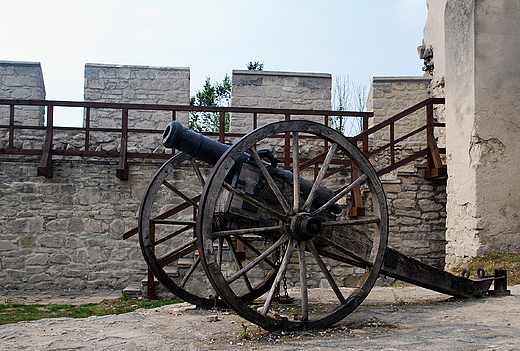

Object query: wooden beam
[37,104,54,178]
[116,108,129,180]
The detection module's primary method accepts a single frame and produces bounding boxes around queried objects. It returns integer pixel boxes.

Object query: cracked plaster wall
[444,0,520,267]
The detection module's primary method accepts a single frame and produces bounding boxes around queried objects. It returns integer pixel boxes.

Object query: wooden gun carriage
[134,119,508,331]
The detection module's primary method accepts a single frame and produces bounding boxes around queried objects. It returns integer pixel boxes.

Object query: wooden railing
[351,97,446,179]
[0,99,371,180]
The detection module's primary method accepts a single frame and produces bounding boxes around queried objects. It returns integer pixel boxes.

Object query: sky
[1,0,427,126]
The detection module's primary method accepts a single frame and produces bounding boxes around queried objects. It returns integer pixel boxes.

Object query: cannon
[137,120,508,331]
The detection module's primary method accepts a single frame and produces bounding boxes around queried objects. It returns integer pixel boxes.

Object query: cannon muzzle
[163,121,229,166]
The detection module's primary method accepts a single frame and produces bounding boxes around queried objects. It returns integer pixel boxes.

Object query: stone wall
[382,166,447,268]
[0,62,192,291]
[230,70,331,132]
[367,77,433,163]
[422,0,447,80]
[366,76,447,268]
[0,156,162,291]
[84,64,190,154]
[444,0,520,267]
[0,61,45,128]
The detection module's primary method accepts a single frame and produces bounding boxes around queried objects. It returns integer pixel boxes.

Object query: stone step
[164,266,179,277]
[213,242,229,250]
[177,258,195,267]
[122,283,142,298]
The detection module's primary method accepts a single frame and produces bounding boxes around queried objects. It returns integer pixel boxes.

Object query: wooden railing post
[8,105,14,149]
[284,114,291,169]
[116,108,129,180]
[348,163,365,217]
[425,101,446,178]
[171,110,177,155]
[390,122,395,165]
[219,111,226,143]
[85,107,91,152]
[38,103,54,177]
[324,115,329,152]
[362,115,369,156]
[347,115,369,217]
[147,223,156,299]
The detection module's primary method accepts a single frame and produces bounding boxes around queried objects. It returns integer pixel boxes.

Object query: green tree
[246,61,264,71]
[189,75,231,132]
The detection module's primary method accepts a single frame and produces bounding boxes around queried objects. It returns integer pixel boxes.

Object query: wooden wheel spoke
[217,237,224,267]
[190,158,205,187]
[163,180,199,209]
[227,237,253,292]
[152,195,201,222]
[248,147,291,215]
[154,225,194,246]
[292,132,301,213]
[322,217,380,227]
[261,238,296,315]
[212,224,288,239]
[150,219,197,226]
[234,235,276,268]
[302,143,338,212]
[226,232,290,285]
[297,241,309,322]
[311,174,367,216]
[317,235,373,268]
[158,238,197,266]
[223,182,287,221]
[180,256,201,288]
[308,240,345,304]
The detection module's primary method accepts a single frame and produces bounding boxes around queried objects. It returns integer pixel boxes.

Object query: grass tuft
[0,297,181,325]
[452,251,520,286]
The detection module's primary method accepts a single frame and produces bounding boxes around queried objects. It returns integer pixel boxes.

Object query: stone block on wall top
[230,70,332,134]
[367,76,433,154]
[84,63,190,154]
[0,60,46,127]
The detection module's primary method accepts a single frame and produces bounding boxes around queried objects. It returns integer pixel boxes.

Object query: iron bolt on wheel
[197,120,388,331]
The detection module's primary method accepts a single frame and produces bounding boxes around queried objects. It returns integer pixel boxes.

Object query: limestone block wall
[0,62,193,291]
[366,76,447,268]
[0,60,46,129]
[444,0,520,267]
[381,166,447,268]
[84,64,190,154]
[230,70,331,129]
[0,156,164,291]
[366,77,433,165]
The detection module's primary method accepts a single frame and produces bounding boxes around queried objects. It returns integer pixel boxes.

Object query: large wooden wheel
[139,153,278,307]
[198,120,388,331]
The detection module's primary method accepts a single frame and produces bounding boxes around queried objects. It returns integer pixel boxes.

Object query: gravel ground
[0,285,519,351]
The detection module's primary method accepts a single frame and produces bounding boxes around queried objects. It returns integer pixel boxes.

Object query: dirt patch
[0,286,519,350]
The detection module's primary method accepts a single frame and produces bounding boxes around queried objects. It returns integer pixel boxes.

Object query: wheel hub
[290,213,323,241]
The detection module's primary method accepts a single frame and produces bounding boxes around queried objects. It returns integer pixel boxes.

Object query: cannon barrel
[163,121,229,166]
[163,121,341,214]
